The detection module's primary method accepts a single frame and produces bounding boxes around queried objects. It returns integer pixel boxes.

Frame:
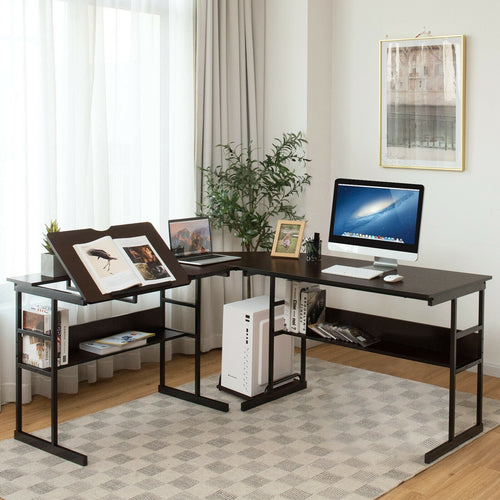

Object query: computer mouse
[384,274,404,283]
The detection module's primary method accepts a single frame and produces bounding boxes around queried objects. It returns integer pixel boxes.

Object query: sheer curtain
[0,0,195,407]
[192,0,266,352]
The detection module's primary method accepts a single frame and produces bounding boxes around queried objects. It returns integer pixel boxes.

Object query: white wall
[264,0,308,144]
[305,0,500,375]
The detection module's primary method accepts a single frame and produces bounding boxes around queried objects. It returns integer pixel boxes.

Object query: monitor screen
[328,178,424,268]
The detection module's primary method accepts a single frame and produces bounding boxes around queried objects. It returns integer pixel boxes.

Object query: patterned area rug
[1,357,500,500]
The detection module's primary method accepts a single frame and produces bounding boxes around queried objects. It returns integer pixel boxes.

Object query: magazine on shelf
[94,330,154,346]
[308,322,380,348]
[79,330,155,355]
[79,339,148,355]
[73,235,175,294]
[22,305,69,367]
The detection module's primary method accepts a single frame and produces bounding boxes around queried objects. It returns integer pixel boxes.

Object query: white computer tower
[220,294,294,397]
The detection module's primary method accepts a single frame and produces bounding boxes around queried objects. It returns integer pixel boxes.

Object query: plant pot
[41,253,66,277]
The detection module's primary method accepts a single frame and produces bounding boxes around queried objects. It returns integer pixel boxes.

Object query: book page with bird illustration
[73,235,174,294]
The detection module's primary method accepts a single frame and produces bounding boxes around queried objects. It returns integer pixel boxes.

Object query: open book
[73,235,175,294]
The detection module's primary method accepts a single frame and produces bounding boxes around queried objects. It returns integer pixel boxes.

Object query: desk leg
[15,292,22,434]
[14,295,87,466]
[159,290,166,385]
[477,290,485,427]
[50,299,58,447]
[267,278,275,392]
[424,293,484,463]
[194,278,201,396]
[449,299,457,440]
[300,335,307,382]
[159,280,229,412]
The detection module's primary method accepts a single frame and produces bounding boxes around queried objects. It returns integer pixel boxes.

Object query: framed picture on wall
[379,35,465,171]
[271,220,306,258]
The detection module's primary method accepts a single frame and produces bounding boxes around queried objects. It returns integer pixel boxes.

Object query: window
[0,0,195,282]
[0,0,196,408]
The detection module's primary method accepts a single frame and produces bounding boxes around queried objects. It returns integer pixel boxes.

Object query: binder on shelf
[299,287,326,334]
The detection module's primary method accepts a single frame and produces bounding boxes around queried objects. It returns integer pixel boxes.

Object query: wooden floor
[2,344,500,500]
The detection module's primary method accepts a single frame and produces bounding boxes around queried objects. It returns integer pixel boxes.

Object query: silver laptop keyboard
[182,253,218,261]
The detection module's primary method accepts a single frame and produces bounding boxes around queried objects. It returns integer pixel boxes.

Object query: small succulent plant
[42,219,61,255]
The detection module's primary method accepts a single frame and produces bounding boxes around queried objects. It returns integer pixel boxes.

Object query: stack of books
[79,331,155,355]
[308,322,380,348]
[283,281,326,334]
[282,280,379,348]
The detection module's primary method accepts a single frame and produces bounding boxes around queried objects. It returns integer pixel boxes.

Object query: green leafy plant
[42,219,61,255]
[198,131,311,253]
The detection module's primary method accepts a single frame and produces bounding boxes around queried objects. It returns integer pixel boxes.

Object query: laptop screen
[168,217,213,257]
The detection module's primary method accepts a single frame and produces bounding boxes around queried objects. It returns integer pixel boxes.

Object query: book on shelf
[308,322,380,348]
[22,335,51,368]
[79,330,155,355]
[93,330,155,346]
[22,305,69,367]
[283,281,325,334]
[299,287,326,334]
[289,281,312,333]
[73,235,176,295]
[283,280,292,332]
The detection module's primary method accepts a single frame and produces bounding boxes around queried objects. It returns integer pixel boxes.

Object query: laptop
[168,216,241,266]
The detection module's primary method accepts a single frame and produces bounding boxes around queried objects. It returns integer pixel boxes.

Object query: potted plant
[199,131,311,252]
[198,131,311,295]
[41,219,66,277]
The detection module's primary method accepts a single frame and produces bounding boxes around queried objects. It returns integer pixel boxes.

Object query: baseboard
[0,382,16,407]
[484,362,500,378]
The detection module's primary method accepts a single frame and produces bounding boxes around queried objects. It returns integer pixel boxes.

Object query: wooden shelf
[63,328,189,368]
[284,306,481,369]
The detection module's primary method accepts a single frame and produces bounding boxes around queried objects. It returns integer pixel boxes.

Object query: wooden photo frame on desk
[271,220,305,258]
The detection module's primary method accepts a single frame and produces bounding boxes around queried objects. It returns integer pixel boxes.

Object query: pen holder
[305,239,321,262]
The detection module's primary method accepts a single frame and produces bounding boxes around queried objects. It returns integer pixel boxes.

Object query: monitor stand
[363,257,397,273]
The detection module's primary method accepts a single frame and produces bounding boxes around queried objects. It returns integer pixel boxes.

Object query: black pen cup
[306,239,321,262]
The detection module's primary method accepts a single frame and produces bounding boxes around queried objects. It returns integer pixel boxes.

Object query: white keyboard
[322,265,383,280]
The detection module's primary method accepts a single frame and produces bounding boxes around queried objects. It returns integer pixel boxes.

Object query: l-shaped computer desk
[10,250,491,465]
[190,252,490,464]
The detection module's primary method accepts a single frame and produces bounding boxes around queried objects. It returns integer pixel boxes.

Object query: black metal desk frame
[227,253,490,464]
[9,274,230,466]
[8,223,232,466]
[9,250,491,466]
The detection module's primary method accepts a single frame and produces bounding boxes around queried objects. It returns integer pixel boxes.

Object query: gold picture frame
[379,35,465,171]
[271,220,306,258]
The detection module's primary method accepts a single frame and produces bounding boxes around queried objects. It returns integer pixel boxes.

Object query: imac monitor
[328,178,424,270]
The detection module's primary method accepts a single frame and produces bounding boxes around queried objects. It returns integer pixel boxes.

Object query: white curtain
[0,0,196,407]
[189,0,267,353]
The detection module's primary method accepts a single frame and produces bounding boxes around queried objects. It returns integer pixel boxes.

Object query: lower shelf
[19,328,193,373]
[291,307,482,370]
